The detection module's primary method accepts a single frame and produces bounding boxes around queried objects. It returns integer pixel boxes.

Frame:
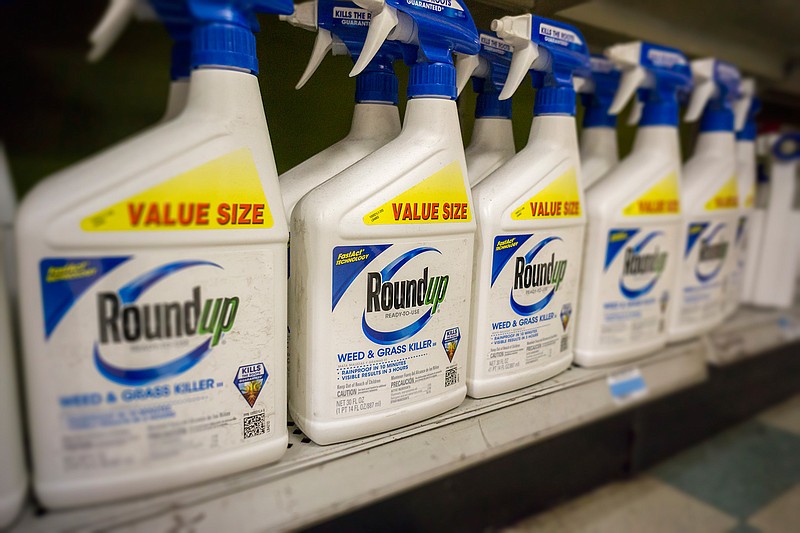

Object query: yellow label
[622,172,681,216]
[81,148,273,231]
[362,161,471,225]
[511,167,581,220]
[704,175,739,211]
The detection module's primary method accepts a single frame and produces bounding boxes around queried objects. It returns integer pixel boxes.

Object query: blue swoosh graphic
[94,338,212,386]
[619,276,659,299]
[380,247,440,281]
[362,309,433,345]
[525,236,562,264]
[510,287,555,316]
[118,260,221,304]
[632,231,663,253]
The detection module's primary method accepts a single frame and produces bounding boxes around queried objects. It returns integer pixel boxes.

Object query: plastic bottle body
[749,154,800,308]
[280,103,401,219]
[0,230,27,528]
[16,69,288,509]
[465,117,516,187]
[668,132,739,341]
[289,98,474,444]
[579,126,619,189]
[467,115,585,398]
[575,127,682,366]
[726,138,756,314]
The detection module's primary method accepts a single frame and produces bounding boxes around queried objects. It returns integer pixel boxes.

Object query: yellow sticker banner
[81,148,273,231]
[622,172,681,216]
[511,167,581,220]
[704,175,739,211]
[363,161,471,225]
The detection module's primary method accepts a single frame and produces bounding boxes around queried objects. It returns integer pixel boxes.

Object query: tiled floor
[508,395,800,533]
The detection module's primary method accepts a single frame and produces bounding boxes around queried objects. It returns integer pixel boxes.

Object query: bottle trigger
[349,0,398,77]
[297,28,334,89]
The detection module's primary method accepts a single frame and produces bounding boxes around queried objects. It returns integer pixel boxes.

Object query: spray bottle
[573,42,690,366]
[279,0,403,218]
[288,0,479,444]
[0,145,26,528]
[748,132,800,308]
[667,59,743,341]
[725,78,757,314]
[17,0,292,508]
[89,0,194,121]
[463,14,589,398]
[455,30,515,186]
[578,54,621,188]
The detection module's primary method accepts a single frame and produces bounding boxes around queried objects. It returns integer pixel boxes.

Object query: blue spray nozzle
[579,54,621,128]
[283,0,403,103]
[187,0,294,73]
[685,58,742,131]
[454,30,513,118]
[772,132,800,162]
[604,41,691,127]
[490,14,589,116]
[149,0,195,79]
[347,0,480,99]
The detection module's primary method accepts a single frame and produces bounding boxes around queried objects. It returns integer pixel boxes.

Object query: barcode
[243,413,267,439]
[560,335,569,352]
[445,367,458,387]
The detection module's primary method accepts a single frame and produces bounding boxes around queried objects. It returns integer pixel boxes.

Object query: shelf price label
[607,368,648,405]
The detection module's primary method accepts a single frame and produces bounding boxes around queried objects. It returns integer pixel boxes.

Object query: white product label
[593,226,678,347]
[40,250,277,477]
[482,227,582,376]
[329,239,471,419]
[607,368,648,405]
[675,218,736,325]
[726,215,749,307]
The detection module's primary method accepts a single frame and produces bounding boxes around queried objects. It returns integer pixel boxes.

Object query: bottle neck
[348,103,401,140]
[528,114,579,158]
[475,91,512,119]
[632,126,681,161]
[699,106,734,133]
[469,117,514,150]
[640,100,679,127]
[695,130,736,155]
[534,86,576,117]
[185,68,263,119]
[403,97,461,137]
[580,126,618,158]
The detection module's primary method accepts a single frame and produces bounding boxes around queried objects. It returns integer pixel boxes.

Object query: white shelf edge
[15,342,708,533]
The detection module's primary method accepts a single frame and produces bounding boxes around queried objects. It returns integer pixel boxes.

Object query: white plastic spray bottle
[578,54,621,188]
[573,42,691,366]
[89,0,194,121]
[0,145,26,529]
[748,132,800,308]
[279,0,403,218]
[16,0,292,509]
[725,78,757,315]
[464,14,589,398]
[667,59,744,341]
[455,30,515,186]
[288,0,480,444]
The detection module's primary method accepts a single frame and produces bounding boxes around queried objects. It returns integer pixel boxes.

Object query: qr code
[243,413,267,439]
[560,335,569,352]
[445,367,459,387]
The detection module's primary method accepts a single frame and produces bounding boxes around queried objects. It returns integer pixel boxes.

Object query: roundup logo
[619,232,668,299]
[362,247,448,345]
[93,261,238,386]
[605,229,669,299]
[509,236,567,316]
[686,222,729,283]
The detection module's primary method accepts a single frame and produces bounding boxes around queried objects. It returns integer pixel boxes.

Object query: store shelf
[707,305,800,366]
[16,342,706,532]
